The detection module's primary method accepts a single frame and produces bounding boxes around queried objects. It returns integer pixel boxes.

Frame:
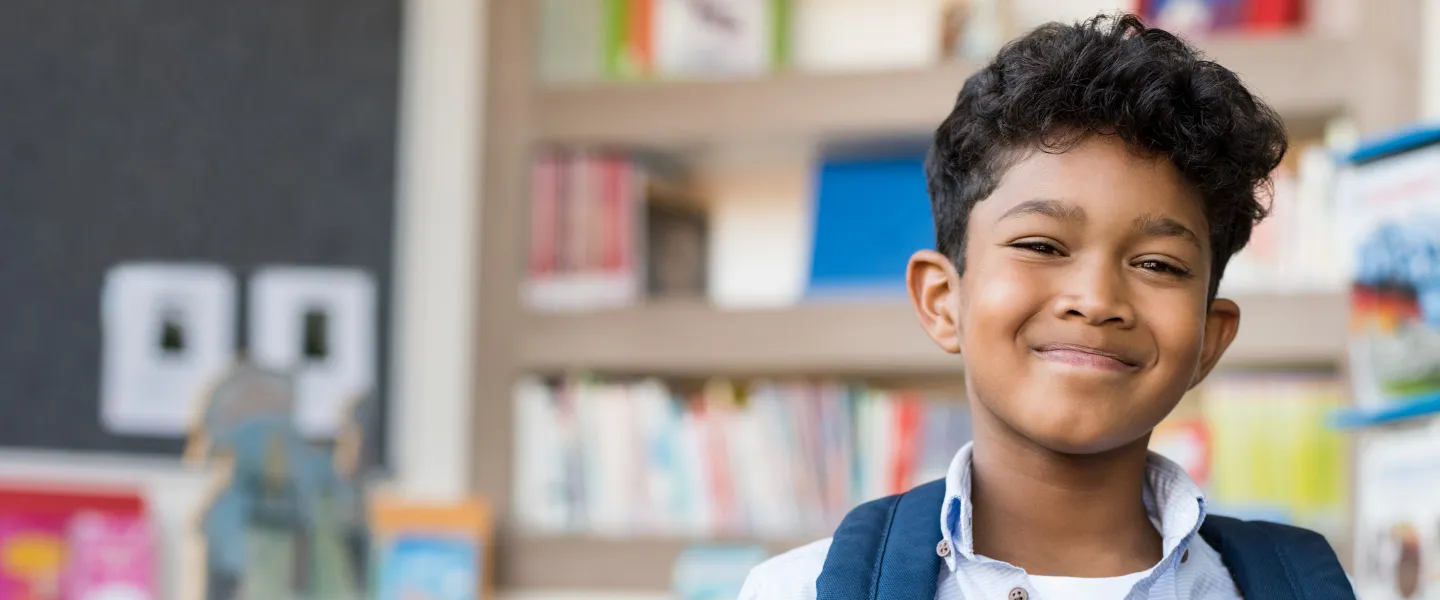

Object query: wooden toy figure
[186,364,367,600]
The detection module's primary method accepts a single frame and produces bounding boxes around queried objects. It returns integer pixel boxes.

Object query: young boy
[740,13,1352,600]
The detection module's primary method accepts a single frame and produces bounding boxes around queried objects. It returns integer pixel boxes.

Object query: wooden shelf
[520,291,1349,376]
[533,33,1351,147]
[499,535,813,590]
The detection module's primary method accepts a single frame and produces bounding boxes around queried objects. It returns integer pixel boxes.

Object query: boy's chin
[1012,420,1151,456]
[1028,434,1138,456]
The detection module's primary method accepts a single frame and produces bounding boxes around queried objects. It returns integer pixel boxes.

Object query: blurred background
[4,0,1440,599]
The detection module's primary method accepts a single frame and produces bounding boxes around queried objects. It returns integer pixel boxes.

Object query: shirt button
[1182,549,1190,563]
[936,539,952,558]
[1008,587,1029,600]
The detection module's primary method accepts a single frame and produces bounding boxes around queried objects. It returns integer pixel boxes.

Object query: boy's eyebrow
[998,199,1087,223]
[1134,213,1202,250]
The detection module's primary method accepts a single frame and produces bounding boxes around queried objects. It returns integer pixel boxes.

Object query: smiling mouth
[1032,343,1140,372]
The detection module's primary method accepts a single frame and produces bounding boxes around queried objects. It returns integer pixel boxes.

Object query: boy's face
[909,135,1240,455]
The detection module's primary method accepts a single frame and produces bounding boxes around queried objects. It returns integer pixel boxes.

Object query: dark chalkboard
[0,0,400,454]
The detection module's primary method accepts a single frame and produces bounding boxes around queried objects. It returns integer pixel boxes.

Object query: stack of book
[526,150,707,311]
[513,377,973,539]
[1220,141,1346,294]
[538,0,793,83]
[1152,374,1349,538]
[537,0,1017,82]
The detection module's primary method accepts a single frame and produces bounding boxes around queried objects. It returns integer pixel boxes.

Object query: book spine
[554,152,574,274]
[605,0,654,79]
[514,379,978,538]
[771,0,793,70]
[530,154,559,278]
[889,394,922,495]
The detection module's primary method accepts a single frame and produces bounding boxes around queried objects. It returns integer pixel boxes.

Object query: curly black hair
[926,13,1287,300]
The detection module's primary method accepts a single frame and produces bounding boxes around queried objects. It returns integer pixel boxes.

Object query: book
[1149,374,1349,537]
[0,485,145,600]
[513,377,972,539]
[375,536,480,600]
[606,0,656,79]
[371,496,492,600]
[793,0,944,72]
[545,0,791,81]
[1141,0,1304,33]
[62,513,157,600]
[524,151,646,312]
[537,0,606,83]
[654,0,786,78]
[1351,428,1440,599]
[1333,127,1440,424]
[526,151,707,311]
[807,155,934,298]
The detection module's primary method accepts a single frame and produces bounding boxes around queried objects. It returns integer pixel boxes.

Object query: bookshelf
[475,0,1423,593]
[534,33,1352,146]
[500,536,813,590]
[520,291,1350,376]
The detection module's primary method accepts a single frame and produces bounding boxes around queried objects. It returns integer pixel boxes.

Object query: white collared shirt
[738,442,1242,600]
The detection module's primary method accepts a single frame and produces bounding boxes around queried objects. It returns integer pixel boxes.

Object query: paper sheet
[249,267,377,438]
[100,262,237,436]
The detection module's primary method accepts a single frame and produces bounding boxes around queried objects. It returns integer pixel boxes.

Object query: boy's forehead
[976,137,1208,235]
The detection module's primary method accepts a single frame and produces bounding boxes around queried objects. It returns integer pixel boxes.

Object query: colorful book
[654,0,782,78]
[1334,127,1440,425]
[376,536,479,600]
[512,378,972,538]
[62,513,156,600]
[371,497,492,600]
[0,485,145,600]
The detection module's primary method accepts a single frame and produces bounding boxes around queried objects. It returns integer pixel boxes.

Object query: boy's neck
[968,409,1163,577]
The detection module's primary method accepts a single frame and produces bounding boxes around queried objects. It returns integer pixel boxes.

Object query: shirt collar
[938,441,1208,572]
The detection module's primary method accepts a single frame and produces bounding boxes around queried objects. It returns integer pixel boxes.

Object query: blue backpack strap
[1199,515,1355,600]
[817,479,948,600]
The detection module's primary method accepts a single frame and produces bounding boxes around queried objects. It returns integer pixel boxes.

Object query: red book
[571,153,596,272]
[615,158,636,274]
[1245,0,1303,31]
[0,484,144,516]
[697,398,736,535]
[599,156,624,272]
[554,154,573,273]
[889,395,923,495]
[530,154,559,277]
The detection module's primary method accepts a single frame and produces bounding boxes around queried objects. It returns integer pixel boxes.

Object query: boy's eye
[1136,258,1192,278]
[1011,241,1063,255]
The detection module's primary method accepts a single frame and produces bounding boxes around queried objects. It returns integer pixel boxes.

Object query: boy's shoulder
[1199,515,1353,590]
[737,538,832,600]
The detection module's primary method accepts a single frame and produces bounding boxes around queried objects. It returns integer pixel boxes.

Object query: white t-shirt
[1028,570,1154,600]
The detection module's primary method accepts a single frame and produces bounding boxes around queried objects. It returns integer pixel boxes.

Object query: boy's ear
[907,250,963,354]
[1191,298,1241,388]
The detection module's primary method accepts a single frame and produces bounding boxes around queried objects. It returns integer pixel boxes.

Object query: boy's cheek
[960,262,1047,330]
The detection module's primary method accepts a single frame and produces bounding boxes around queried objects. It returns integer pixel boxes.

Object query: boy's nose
[1050,267,1136,327]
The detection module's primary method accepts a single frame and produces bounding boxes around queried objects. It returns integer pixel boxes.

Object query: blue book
[376,535,480,600]
[807,156,934,298]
